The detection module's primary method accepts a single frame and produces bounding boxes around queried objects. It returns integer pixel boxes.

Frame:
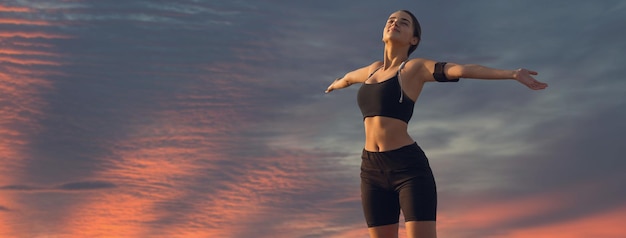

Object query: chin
[382,35,405,43]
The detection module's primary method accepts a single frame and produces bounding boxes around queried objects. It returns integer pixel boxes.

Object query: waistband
[362,142,419,155]
[361,142,429,170]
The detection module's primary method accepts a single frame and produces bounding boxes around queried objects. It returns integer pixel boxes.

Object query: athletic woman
[324,10,547,238]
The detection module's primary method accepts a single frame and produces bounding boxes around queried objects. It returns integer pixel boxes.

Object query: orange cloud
[436,177,626,238]
[0,48,59,57]
[0,4,31,13]
[11,41,54,48]
[52,95,262,237]
[504,205,626,238]
[0,5,62,236]
[0,32,70,39]
[0,56,62,66]
[56,142,207,237]
[440,190,572,231]
[50,95,353,237]
[1,65,63,78]
[0,18,52,26]
[0,196,18,237]
[0,64,55,185]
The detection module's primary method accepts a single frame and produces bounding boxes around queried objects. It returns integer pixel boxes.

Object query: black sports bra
[357,62,414,123]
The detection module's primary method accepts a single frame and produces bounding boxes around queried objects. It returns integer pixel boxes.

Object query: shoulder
[405,58,444,73]
[404,58,435,69]
[401,58,430,75]
[362,61,384,77]
[401,58,439,82]
[343,61,384,84]
[368,61,383,71]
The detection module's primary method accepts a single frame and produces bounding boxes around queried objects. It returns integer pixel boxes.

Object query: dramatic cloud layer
[1,1,624,237]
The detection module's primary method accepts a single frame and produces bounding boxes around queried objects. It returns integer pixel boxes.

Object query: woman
[324,10,547,238]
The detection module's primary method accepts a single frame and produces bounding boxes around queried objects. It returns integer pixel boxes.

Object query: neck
[383,43,409,70]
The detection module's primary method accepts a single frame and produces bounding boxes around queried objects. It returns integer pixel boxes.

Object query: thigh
[397,174,437,222]
[361,179,401,227]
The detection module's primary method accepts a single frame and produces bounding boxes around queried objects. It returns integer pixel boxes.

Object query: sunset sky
[1,1,625,237]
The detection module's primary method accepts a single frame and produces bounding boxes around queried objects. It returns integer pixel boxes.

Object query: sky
[1,0,625,237]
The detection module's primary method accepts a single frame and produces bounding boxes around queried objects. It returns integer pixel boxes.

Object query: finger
[528,70,538,75]
[529,81,540,89]
[534,83,547,90]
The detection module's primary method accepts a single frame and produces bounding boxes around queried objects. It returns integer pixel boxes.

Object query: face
[382,11,418,46]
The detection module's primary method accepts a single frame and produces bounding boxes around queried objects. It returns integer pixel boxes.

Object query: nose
[389,21,399,31]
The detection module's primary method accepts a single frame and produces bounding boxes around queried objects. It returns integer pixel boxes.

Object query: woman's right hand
[325,78,340,93]
[325,61,383,94]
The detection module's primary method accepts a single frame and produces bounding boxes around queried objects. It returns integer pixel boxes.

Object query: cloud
[0,206,10,212]
[54,181,117,190]
[445,172,623,228]
[0,2,62,191]
[0,31,69,39]
[0,4,31,12]
[0,181,116,192]
[0,18,52,25]
[503,204,626,238]
[0,185,43,191]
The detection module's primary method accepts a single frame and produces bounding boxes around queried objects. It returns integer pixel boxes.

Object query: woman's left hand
[514,68,548,90]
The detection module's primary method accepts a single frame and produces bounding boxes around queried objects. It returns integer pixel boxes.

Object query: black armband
[433,62,460,82]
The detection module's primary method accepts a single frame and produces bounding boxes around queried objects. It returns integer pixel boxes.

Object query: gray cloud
[0,185,44,191]
[1,181,116,192]
[54,181,117,190]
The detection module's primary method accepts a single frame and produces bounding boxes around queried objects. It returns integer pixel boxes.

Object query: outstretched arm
[423,61,548,90]
[325,62,382,93]
[454,64,548,90]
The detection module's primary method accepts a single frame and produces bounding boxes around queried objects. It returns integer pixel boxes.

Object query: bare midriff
[363,116,414,152]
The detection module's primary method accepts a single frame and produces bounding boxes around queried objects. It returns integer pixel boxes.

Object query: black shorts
[360,142,437,227]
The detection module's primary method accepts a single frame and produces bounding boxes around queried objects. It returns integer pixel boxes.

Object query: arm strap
[433,62,460,82]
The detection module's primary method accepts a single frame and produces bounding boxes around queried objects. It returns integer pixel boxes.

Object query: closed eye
[387,18,411,26]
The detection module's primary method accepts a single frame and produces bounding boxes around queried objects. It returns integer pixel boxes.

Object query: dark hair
[400,10,421,56]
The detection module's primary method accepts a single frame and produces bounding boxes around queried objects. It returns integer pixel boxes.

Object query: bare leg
[405,221,436,238]
[368,223,399,238]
